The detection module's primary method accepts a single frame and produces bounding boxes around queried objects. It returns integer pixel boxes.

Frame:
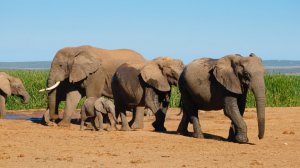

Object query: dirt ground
[0,107,299,168]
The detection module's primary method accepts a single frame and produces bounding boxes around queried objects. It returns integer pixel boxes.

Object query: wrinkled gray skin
[112,57,184,131]
[177,54,265,143]
[80,97,117,131]
[0,72,30,118]
[44,45,145,126]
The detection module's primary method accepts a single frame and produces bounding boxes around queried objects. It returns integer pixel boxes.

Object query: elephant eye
[243,71,251,79]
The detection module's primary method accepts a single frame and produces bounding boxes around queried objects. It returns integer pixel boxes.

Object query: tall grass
[4,70,49,110]
[2,70,300,110]
[246,75,300,107]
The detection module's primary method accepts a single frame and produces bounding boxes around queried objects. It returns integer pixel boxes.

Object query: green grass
[2,70,300,110]
[4,70,49,110]
[246,75,300,107]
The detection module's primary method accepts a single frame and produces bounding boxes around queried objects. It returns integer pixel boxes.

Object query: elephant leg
[224,96,248,143]
[0,95,6,118]
[152,94,170,132]
[190,109,204,138]
[96,112,104,131]
[152,109,167,132]
[177,109,190,136]
[128,108,136,127]
[145,88,166,132]
[118,106,131,131]
[80,119,85,131]
[131,106,145,129]
[58,90,82,127]
[90,116,98,131]
[106,113,117,131]
[177,94,194,136]
[228,94,247,141]
[42,108,52,125]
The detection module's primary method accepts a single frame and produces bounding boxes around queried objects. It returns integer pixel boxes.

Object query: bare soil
[0,107,299,168]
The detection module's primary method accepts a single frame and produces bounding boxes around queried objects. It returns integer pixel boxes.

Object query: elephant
[39,45,145,126]
[80,97,117,131]
[177,53,265,143]
[0,72,30,118]
[112,57,184,131]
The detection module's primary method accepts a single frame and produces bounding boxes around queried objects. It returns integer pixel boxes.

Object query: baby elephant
[80,97,117,131]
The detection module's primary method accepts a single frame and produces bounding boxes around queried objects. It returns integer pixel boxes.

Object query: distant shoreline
[1,60,300,75]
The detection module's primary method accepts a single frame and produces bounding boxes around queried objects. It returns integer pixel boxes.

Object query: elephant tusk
[39,81,61,92]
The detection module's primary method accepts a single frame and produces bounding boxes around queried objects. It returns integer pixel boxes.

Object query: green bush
[2,70,300,110]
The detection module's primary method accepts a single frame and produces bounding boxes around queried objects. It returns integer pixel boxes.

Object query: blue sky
[0,0,299,63]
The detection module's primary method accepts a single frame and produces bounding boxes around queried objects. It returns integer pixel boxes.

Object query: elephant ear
[213,56,242,94]
[94,98,106,114]
[140,63,170,92]
[69,52,100,83]
[0,73,11,96]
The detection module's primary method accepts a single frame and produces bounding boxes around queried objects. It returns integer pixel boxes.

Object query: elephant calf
[0,72,30,118]
[80,97,117,131]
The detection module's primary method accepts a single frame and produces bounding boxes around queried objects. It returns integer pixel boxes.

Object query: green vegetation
[247,75,300,107]
[4,70,49,110]
[2,70,300,110]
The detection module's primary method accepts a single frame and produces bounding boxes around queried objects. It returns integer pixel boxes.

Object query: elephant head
[213,53,265,139]
[94,97,116,120]
[42,46,101,119]
[0,72,30,104]
[140,57,184,92]
[47,46,101,86]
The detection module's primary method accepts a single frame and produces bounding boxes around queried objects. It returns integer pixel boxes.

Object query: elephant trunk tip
[22,94,30,104]
[258,119,265,140]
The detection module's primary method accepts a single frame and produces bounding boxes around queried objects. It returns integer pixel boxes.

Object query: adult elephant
[0,72,30,118]
[112,57,184,131]
[177,53,265,143]
[40,45,145,126]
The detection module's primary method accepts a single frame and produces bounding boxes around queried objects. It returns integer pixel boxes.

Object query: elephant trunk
[21,91,30,104]
[251,78,266,140]
[47,79,59,120]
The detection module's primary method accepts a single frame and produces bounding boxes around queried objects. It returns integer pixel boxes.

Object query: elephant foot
[227,133,236,142]
[235,134,249,144]
[192,132,204,139]
[119,126,132,131]
[128,119,134,127]
[46,121,57,127]
[131,122,144,130]
[177,128,189,136]
[97,128,105,132]
[57,121,71,127]
[42,110,59,125]
[106,125,117,132]
[152,122,166,132]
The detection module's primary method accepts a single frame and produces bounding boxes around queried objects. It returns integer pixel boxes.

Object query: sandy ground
[0,107,299,168]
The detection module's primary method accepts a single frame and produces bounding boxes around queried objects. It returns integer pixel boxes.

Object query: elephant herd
[0,45,266,144]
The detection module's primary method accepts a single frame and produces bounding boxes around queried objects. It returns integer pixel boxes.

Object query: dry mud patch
[0,107,299,167]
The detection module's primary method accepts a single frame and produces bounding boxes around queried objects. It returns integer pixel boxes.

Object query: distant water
[0,61,51,70]
[0,60,300,74]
